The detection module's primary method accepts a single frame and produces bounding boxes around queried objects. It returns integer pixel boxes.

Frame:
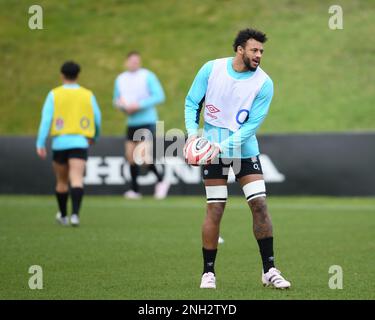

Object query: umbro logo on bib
[206,104,220,113]
[206,104,220,120]
[55,118,64,130]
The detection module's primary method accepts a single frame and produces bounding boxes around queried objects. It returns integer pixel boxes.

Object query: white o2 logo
[236,109,249,125]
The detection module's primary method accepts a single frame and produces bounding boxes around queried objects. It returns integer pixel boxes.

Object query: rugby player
[184,28,291,289]
[113,51,170,199]
[36,61,101,226]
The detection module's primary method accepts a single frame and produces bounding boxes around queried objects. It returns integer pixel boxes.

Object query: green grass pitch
[1,0,374,134]
[0,195,374,300]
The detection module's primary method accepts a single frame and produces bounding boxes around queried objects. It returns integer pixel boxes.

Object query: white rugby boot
[200,272,216,289]
[262,267,291,289]
[154,181,170,199]
[123,190,142,199]
[56,212,69,226]
[70,214,80,227]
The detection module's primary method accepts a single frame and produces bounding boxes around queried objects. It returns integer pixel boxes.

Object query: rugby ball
[185,137,213,166]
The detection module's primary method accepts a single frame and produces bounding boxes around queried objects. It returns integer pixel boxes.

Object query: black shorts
[202,156,263,180]
[127,124,156,141]
[52,148,88,164]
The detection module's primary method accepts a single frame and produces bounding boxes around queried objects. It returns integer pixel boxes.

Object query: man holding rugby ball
[184,28,291,290]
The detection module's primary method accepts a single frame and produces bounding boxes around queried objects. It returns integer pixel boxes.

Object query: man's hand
[126,102,140,115]
[183,135,197,158]
[37,147,47,160]
[116,97,128,109]
[116,98,139,114]
[206,143,221,164]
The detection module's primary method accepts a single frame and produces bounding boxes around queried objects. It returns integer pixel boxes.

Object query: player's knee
[69,174,84,188]
[249,196,267,215]
[128,159,136,166]
[208,202,225,215]
[206,203,225,224]
[205,185,227,224]
[56,181,69,193]
[71,182,84,188]
[126,153,135,165]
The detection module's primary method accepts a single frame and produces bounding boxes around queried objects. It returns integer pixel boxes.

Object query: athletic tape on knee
[243,180,266,201]
[205,185,228,203]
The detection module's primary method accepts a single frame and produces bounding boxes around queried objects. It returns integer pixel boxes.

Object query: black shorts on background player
[127,124,156,141]
[52,148,88,164]
[202,156,263,180]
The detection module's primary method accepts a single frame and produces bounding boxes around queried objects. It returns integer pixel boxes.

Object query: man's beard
[243,55,258,71]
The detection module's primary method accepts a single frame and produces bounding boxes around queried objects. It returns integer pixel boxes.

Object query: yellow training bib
[50,86,95,138]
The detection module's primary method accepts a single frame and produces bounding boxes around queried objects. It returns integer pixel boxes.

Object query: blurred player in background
[113,51,169,199]
[185,28,291,289]
[36,61,101,226]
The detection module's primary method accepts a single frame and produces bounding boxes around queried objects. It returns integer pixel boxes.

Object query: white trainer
[200,272,216,289]
[56,212,69,226]
[154,181,170,199]
[70,214,80,227]
[218,236,225,244]
[123,190,142,199]
[262,267,291,289]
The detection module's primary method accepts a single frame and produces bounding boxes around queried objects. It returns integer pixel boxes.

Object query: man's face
[125,54,141,72]
[240,39,264,71]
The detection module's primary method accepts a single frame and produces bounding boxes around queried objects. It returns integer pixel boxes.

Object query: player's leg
[238,173,273,264]
[137,138,163,185]
[133,125,169,199]
[68,151,87,226]
[203,179,227,249]
[52,151,69,225]
[237,157,291,288]
[200,179,227,289]
[125,140,142,198]
[144,134,170,199]
[147,145,169,199]
[200,161,229,288]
